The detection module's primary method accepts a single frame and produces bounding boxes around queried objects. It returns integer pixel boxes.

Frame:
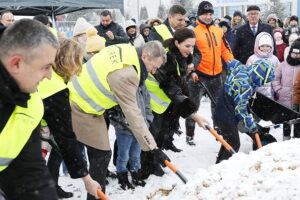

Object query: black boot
[163,142,182,152]
[56,186,73,199]
[186,136,196,146]
[131,170,146,187]
[117,172,135,190]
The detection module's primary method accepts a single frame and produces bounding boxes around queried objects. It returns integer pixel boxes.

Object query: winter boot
[152,163,165,177]
[163,142,182,152]
[117,172,135,190]
[186,136,196,146]
[283,136,291,141]
[131,170,146,187]
[56,185,73,199]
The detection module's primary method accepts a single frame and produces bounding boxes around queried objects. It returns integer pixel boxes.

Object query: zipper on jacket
[207,27,216,76]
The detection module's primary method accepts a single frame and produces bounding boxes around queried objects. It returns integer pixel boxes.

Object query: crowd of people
[1,1,300,199]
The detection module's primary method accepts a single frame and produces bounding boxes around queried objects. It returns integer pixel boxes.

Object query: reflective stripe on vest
[38,71,67,99]
[68,44,141,115]
[0,92,44,171]
[145,74,171,114]
[154,24,173,41]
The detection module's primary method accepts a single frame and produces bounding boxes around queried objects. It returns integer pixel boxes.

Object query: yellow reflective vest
[0,92,44,171]
[154,24,173,41]
[68,44,141,115]
[145,74,171,114]
[38,70,67,99]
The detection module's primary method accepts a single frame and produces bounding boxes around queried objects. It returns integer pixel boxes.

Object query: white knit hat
[73,17,93,37]
[258,34,273,47]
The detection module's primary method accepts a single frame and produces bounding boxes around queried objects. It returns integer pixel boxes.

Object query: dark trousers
[212,90,240,163]
[185,75,223,137]
[283,123,300,138]
[86,146,111,200]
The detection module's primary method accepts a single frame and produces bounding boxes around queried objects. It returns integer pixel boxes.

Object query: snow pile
[152,139,300,200]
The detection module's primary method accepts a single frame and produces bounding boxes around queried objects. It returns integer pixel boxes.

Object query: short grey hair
[141,41,166,64]
[0,19,59,61]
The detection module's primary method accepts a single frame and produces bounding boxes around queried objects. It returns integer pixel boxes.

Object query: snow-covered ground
[59,101,299,200]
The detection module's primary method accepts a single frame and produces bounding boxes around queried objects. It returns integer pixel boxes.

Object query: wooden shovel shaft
[164,160,188,184]
[205,125,236,154]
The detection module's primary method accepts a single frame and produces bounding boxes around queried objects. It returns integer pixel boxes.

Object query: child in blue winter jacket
[212,59,275,163]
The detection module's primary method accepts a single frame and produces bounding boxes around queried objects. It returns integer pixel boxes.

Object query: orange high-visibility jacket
[194,20,234,76]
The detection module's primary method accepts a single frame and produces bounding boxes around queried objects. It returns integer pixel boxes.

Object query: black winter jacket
[0,62,57,199]
[153,41,197,118]
[94,21,129,46]
[43,88,88,178]
[149,19,174,42]
[233,21,276,64]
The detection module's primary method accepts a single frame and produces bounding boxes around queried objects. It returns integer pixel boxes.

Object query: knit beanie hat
[219,18,231,29]
[258,34,273,47]
[197,1,214,16]
[85,27,105,53]
[287,38,300,65]
[73,17,92,37]
[290,15,299,23]
[233,11,242,18]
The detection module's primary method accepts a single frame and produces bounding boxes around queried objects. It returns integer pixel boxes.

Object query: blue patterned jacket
[224,59,275,132]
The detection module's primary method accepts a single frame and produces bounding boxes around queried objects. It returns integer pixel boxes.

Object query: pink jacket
[272,61,300,107]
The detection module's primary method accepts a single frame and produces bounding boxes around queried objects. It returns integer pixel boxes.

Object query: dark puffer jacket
[94,21,129,46]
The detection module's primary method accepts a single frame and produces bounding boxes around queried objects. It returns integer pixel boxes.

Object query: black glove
[151,149,171,167]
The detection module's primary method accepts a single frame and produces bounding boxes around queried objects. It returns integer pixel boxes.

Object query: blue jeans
[116,131,141,173]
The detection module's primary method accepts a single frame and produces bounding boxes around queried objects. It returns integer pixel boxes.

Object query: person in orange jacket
[185,1,234,145]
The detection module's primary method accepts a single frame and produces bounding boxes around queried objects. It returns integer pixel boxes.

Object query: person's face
[289,35,299,46]
[290,20,298,26]
[168,13,186,30]
[142,53,164,74]
[259,45,272,53]
[8,44,56,93]
[175,38,195,57]
[127,27,136,35]
[214,19,220,26]
[153,21,160,27]
[268,18,276,27]
[101,15,112,27]
[199,13,213,24]
[233,16,242,23]
[221,26,228,33]
[247,10,260,25]
[143,28,150,36]
[291,52,300,58]
[0,12,14,27]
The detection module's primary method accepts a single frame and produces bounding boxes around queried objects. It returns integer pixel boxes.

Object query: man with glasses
[233,5,276,64]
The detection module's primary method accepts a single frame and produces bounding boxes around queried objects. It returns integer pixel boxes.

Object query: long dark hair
[163,28,195,48]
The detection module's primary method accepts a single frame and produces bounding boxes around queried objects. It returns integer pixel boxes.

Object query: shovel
[97,189,109,200]
[164,160,188,184]
[205,125,236,154]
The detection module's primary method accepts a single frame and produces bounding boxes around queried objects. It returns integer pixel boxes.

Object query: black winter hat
[290,38,300,54]
[247,5,260,12]
[233,10,242,18]
[197,1,214,16]
[219,18,231,29]
[290,15,299,23]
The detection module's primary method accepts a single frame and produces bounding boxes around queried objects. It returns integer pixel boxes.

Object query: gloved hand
[151,149,171,167]
[293,104,299,112]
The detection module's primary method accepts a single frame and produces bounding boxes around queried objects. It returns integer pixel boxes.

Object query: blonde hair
[54,38,84,82]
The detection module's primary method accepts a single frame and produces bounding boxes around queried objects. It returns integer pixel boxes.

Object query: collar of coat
[0,61,30,108]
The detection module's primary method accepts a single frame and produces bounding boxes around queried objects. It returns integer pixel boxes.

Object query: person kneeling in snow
[212,59,275,163]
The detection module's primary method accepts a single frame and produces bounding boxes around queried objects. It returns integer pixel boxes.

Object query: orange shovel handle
[97,189,109,200]
[164,160,188,184]
[255,133,262,148]
[205,125,236,154]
